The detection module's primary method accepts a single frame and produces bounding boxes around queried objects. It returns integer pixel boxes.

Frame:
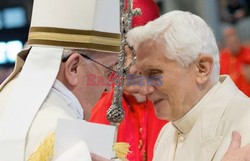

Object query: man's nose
[138,83,154,96]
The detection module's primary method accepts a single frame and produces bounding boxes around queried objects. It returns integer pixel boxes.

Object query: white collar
[52,80,84,119]
[172,81,221,134]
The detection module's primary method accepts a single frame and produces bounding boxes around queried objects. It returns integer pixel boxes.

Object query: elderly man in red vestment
[220,26,250,82]
[220,26,250,96]
[89,0,168,161]
[235,54,250,96]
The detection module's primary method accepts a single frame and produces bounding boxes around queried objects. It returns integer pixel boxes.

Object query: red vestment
[235,74,250,96]
[220,46,250,81]
[220,46,250,96]
[89,92,168,161]
[234,53,250,96]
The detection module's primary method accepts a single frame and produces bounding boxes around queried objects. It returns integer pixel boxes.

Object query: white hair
[62,49,73,58]
[127,10,220,84]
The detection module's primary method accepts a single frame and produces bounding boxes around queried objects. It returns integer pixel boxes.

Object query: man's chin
[155,109,170,120]
[154,101,172,120]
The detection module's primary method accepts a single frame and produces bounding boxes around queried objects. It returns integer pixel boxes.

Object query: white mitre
[0,0,120,160]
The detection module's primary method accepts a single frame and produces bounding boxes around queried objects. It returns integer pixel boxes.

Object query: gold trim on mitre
[28,27,121,52]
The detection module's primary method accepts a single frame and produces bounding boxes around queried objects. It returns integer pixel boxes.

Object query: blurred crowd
[219,0,250,44]
[220,26,250,96]
[218,0,250,97]
[219,0,250,24]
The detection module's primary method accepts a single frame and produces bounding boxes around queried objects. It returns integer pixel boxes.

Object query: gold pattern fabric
[28,133,55,161]
[113,142,131,161]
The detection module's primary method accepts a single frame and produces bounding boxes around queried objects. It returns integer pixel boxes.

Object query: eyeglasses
[62,54,118,74]
[81,55,118,74]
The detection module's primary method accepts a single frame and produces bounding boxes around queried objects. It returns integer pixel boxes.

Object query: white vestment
[25,80,85,159]
[153,75,250,161]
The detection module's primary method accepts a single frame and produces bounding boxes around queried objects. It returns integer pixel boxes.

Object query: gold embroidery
[113,142,131,161]
[28,133,55,161]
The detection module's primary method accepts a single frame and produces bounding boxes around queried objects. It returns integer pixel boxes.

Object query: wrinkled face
[78,52,118,119]
[135,40,199,121]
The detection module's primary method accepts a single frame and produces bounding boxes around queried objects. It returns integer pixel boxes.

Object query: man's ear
[196,54,213,84]
[64,53,81,86]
